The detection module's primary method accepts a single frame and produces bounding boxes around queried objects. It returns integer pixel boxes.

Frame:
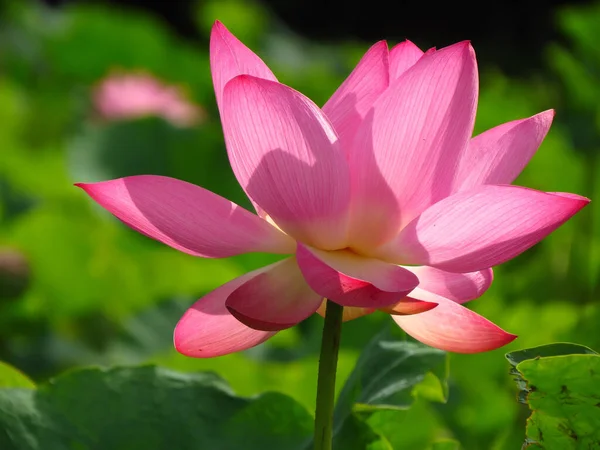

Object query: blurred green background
[0,0,599,448]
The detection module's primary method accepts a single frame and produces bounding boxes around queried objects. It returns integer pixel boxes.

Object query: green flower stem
[313,299,343,450]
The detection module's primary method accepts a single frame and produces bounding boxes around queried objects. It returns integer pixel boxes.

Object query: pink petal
[210,21,277,115]
[388,40,424,81]
[76,175,294,257]
[404,266,493,303]
[210,21,277,218]
[225,258,323,331]
[348,42,478,251]
[322,41,389,154]
[380,297,438,315]
[392,290,516,353]
[383,185,589,272]
[295,244,419,308]
[174,270,277,358]
[455,110,555,192]
[222,75,351,249]
[315,302,376,322]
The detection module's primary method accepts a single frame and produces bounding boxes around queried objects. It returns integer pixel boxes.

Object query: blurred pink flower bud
[93,72,205,127]
[0,248,31,301]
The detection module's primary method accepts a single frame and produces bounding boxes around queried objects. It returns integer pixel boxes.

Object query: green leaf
[331,325,447,448]
[506,343,600,448]
[506,342,598,367]
[428,438,461,450]
[0,365,313,450]
[364,405,443,450]
[0,362,35,389]
[335,326,447,422]
[333,413,392,450]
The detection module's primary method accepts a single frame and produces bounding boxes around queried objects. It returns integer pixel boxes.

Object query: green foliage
[330,326,449,449]
[0,366,314,450]
[429,439,461,450]
[0,0,598,448]
[506,344,600,448]
[0,344,448,450]
[0,361,35,389]
[335,327,447,420]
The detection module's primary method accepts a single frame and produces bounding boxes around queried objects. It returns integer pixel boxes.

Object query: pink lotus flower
[93,72,204,127]
[77,22,589,356]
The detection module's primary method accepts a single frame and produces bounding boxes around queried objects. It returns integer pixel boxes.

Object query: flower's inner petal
[296,244,419,308]
[379,185,589,273]
[403,266,493,303]
[388,40,424,81]
[455,110,554,192]
[225,258,323,331]
[323,41,390,156]
[348,41,478,252]
[174,269,277,358]
[222,75,351,250]
[76,175,295,257]
[392,290,517,353]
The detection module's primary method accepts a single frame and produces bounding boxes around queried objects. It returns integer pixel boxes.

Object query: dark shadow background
[40,0,589,76]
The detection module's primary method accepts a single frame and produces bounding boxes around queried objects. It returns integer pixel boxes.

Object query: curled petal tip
[549,192,591,207]
[382,299,438,316]
[227,73,260,88]
[173,325,194,357]
[534,108,556,124]
[449,40,475,58]
[211,20,231,36]
[447,329,517,354]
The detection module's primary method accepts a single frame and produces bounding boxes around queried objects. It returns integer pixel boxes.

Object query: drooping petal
[210,21,277,114]
[323,41,389,154]
[379,297,438,315]
[455,110,555,192]
[388,40,423,81]
[404,266,493,303]
[392,290,516,353]
[348,42,478,251]
[222,75,351,249]
[382,185,589,272]
[226,258,323,331]
[76,175,294,257]
[296,244,419,308]
[174,270,277,358]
